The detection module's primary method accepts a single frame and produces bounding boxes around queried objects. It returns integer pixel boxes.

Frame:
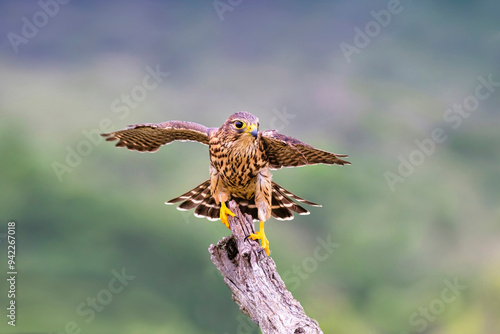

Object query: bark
[209,200,323,334]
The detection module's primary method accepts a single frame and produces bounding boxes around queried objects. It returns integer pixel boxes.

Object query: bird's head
[221,112,260,143]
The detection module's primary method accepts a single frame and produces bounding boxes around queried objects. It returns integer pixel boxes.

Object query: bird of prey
[101,112,349,254]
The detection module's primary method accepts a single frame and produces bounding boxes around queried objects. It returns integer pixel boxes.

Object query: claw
[249,221,270,255]
[219,201,235,229]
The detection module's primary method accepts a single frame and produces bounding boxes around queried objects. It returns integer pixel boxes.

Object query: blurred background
[1,0,499,333]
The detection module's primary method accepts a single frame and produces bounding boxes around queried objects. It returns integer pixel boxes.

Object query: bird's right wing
[101,121,214,152]
[261,129,350,169]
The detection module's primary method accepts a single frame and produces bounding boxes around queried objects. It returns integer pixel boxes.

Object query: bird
[101,112,349,255]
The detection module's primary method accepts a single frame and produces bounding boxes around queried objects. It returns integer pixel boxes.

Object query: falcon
[101,112,349,255]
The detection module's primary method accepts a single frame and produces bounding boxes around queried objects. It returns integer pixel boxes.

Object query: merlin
[101,112,349,254]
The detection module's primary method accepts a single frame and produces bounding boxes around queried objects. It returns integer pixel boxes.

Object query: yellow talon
[249,221,270,255]
[219,201,235,229]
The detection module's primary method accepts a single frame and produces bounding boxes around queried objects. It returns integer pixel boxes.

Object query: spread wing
[101,121,214,152]
[261,130,350,169]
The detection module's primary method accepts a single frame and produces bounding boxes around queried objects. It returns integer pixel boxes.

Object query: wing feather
[101,121,214,152]
[261,130,350,169]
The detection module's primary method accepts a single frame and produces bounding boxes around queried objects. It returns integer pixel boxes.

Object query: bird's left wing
[261,129,350,169]
[101,121,214,152]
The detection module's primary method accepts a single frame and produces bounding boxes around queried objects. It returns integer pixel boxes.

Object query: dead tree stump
[209,200,323,334]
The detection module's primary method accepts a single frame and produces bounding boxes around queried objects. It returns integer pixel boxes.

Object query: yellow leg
[249,221,270,255]
[219,201,235,229]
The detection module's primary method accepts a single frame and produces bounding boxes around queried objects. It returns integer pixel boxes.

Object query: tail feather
[270,193,294,221]
[203,197,220,221]
[179,186,211,210]
[272,182,322,207]
[272,183,309,215]
[234,198,259,220]
[194,200,210,218]
[166,180,211,204]
[166,179,321,222]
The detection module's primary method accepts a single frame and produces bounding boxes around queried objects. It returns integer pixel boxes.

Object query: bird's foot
[219,201,235,229]
[249,221,270,255]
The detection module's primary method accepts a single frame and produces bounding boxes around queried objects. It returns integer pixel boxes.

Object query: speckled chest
[209,136,268,194]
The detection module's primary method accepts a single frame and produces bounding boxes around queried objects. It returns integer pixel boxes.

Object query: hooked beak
[245,123,258,138]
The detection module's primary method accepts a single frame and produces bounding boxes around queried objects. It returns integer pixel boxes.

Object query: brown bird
[101,112,349,254]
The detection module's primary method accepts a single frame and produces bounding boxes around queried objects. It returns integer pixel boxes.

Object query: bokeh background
[1,1,499,333]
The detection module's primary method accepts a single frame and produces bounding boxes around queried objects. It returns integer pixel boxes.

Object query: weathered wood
[209,200,323,334]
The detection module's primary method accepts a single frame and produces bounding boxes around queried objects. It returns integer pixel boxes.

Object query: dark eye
[234,121,244,129]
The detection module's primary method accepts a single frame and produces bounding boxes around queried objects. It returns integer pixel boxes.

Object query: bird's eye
[234,121,244,129]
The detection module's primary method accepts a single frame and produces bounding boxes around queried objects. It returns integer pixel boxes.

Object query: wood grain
[209,200,323,334]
